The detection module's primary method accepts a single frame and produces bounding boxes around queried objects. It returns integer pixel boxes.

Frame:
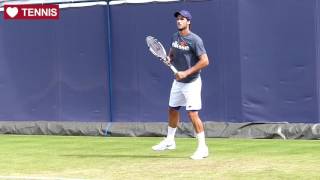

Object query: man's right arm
[167,48,173,63]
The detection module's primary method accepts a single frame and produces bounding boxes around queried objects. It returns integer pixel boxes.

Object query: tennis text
[4,4,59,20]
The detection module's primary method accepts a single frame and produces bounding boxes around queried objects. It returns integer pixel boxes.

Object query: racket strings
[146,36,170,66]
[149,41,166,58]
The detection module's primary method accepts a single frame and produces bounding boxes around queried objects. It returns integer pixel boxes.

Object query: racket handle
[169,65,178,74]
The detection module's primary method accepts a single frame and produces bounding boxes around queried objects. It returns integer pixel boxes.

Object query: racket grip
[170,65,178,74]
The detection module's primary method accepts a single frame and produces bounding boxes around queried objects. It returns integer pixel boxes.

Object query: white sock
[196,131,206,147]
[166,126,177,141]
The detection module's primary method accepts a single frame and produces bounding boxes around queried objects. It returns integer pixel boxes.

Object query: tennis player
[152,10,210,160]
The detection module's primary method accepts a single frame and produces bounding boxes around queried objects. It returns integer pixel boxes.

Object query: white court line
[0,176,86,180]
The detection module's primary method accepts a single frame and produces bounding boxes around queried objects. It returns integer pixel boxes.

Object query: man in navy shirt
[152,10,210,160]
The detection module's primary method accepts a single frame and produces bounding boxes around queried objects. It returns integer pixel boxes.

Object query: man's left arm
[175,54,209,80]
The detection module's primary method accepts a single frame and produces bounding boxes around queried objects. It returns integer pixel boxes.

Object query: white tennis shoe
[190,145,209,160]
[152,138,176,151]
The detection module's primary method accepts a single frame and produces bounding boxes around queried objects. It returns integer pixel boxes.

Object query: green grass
[0,135,319,180]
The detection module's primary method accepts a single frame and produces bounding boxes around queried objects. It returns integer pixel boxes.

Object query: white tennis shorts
[169,77,202,111]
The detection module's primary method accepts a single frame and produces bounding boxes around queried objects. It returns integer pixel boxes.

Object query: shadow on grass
[61,154,186,159]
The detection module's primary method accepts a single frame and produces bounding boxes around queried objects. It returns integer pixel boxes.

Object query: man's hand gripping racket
[146,36,178,74]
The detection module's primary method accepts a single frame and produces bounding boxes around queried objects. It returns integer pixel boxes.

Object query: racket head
[146,36,167,60]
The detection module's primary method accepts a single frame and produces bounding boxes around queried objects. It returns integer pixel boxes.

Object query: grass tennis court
[0,135,319,180]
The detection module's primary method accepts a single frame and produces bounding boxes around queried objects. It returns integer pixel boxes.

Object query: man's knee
[187,110,199,119]
[169,106,181,111]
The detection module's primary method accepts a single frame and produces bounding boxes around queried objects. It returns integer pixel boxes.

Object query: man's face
[176,15,190,31]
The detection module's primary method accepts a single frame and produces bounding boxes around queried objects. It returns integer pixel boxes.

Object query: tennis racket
[146,36,178,74]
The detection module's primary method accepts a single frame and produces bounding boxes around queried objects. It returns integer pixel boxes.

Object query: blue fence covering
[0,0,319,123]
[239,0,319,123]
[0,5,110,122]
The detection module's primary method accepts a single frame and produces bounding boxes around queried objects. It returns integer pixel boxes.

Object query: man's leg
[167,107,180,140]
[168,107,180,128]
[152,80,184,151]
[187,111,204,133]
[182,78,207,159]
[187,111,208,160]
[152,107,180,151]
